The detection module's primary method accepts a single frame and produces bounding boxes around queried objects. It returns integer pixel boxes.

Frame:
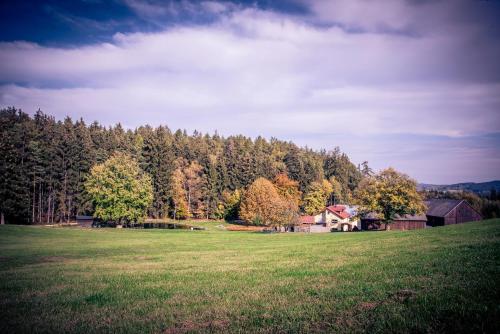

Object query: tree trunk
[38,183,42,224]
[46,193,51,224]
[1,212,4,225]
[32,175,35,224]
[187,188,191,218]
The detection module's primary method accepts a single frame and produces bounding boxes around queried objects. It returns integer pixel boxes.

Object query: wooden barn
[361,213,427,231]
[425,199,482,227]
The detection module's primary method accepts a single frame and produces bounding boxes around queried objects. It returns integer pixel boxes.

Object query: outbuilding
[361,213,427,231]
[425,199,482,226]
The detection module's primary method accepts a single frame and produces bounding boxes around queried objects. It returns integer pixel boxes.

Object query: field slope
[1,220,499,333]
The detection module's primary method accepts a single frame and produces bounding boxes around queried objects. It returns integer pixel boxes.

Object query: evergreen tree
[0,108,365,223]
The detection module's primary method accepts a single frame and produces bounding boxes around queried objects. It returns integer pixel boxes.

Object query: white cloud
[1,1,499,182]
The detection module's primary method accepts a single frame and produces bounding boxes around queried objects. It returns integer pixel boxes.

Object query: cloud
[1,0,499,183]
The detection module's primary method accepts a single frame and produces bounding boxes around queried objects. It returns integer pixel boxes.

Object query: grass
[0,220,499,333]
[143,219,246,231]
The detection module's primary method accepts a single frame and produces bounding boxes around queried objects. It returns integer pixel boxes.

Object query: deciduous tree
[302,180,333,215]
[273,173,301,209]
[240,177,297,229]
[85,152,153,224]
[354,168,426,229]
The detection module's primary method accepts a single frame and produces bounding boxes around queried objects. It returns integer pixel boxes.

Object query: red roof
[326,205,350,219]
[298,215,315,224]
[327,205,345,212]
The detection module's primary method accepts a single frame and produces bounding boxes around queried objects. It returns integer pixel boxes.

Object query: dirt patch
[226,225,265,232]
[358,289,418,312]
[392,289,417,302]
[360,302,379,310]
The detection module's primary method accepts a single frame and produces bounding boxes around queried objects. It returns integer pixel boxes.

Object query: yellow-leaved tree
[301,179,333,215]
[85,152,153,224]
[354,167,426,229]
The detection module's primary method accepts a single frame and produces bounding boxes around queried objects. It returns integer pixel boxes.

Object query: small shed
[361,213,427,231]
[425,199,482,226]
[76,215,94,227]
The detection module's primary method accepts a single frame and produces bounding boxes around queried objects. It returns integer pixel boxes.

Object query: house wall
[309,225,333,233]
[324,210,350,224]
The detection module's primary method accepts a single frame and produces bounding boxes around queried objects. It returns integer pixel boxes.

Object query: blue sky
[1,0,499,184]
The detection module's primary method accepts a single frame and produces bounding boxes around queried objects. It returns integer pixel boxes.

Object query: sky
[1,0,499,184]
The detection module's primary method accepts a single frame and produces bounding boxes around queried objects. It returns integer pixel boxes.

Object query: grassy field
[0,220,499,333]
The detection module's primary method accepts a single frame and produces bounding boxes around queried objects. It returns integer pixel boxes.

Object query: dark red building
[361,213,427,231]
[425,199,482,227]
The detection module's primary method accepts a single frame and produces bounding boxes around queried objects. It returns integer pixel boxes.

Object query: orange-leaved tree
[240,177,298,230]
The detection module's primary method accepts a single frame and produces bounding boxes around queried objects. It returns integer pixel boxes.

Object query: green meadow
[0,220,499,333]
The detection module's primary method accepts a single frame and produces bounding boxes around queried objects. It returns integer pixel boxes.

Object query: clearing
[0,220,499,333]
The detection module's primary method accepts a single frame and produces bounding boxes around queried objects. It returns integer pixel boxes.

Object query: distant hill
[418,180,500,195]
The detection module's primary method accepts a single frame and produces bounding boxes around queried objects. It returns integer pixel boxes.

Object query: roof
[425,199,463,217]
[327,205,345,212]
[394,214,427,221]
[326,205,350,219]
[362,212,427,221]
[298,215,315,224]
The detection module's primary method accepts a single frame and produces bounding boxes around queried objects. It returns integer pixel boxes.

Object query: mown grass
[0,220,499,333]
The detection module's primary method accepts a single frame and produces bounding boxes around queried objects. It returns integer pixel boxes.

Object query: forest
[0,108,367,224]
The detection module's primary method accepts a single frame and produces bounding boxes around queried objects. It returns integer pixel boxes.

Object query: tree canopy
[302,179,333,215]
[0,108,362,224]
[85,152,153,223]
[354,168,425,226]
[239,177,298,228]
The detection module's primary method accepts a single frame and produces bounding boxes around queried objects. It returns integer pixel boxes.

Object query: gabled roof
[326,205,350,219]
[298,215,315,224]
[327,205,345,212]
[425,199,463,217]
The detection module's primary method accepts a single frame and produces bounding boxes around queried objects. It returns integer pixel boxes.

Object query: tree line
[0,108,364,224]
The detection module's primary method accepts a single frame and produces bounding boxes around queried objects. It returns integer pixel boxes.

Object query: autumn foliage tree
[170,158,207,219]
[273,173,301,210]
[302,179,333,215]
[240,177,298,229]
[170,168,189,219]
[222,189,242,221]
[84,152,153,224]
[0,108,363,224]
[354,168,426,229]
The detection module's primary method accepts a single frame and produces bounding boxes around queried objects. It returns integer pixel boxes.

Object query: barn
[361,213,427,231]
[425,199,482,227]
